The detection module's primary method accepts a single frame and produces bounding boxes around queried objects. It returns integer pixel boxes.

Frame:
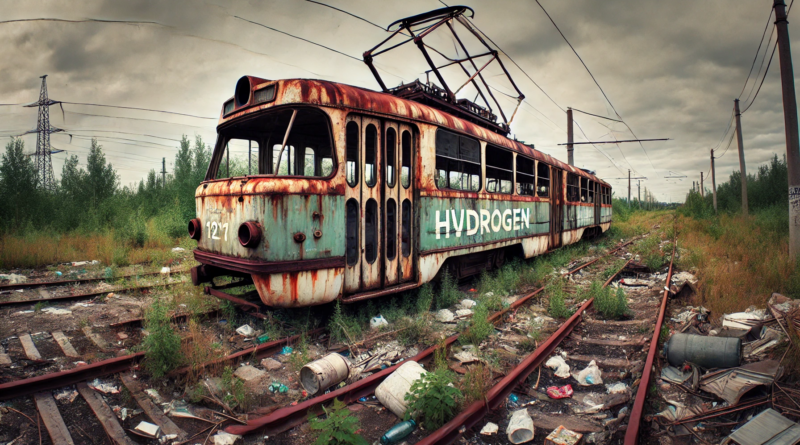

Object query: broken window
[365,124,377,187]
[365,199,378,263]
[386,128,396,187]
[567,173,580,203]
[435,129,481,191]
[537,162,550,198]
[401,130,412,188]
[209,108,334,179]
[580,177,589,203]
[402,199,411,257]
[346,121,359,187]
[588,180,595,204]
[486,145,513,194]
[346,198,359,266]
[516,155,535,196]
[386,198,397,260]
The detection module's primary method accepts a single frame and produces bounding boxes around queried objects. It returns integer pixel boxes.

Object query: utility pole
[711,150,718,212]
[24,75,62,190]
[734,98,749,215]
[775,0,800,257]
[567,107,574,166]
[161,157,166,187]
[628,169,631,205]
[700,172,704,198]
[637,180,641,206]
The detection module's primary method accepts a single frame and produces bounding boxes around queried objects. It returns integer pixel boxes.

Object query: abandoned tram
[187,7,612,308]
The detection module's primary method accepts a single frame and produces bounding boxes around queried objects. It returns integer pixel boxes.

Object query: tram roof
[219,77,610,187]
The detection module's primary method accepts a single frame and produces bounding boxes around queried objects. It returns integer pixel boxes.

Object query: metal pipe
[272,109,297,176]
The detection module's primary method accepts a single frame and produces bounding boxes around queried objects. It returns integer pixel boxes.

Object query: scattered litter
[380,419,416,444]
[233,365,267,382]
[0,274,27,284]
[721,408,800,445]
[375,361,427,418]
[144,388,163,403]
[665,333,741,369]
[660,366,694,385]
[605,382,628,394]
[262,358,282,370]
[164,400,203,420]
[70,261,89,267]
[460,299,476,309]
[268,382,288,393]
[454,350,480,364]
[135,421,160,437]
[235,325,255,337]
[160,267,171,274]
[572,360,603,386]
[54,389,78,403]
[545,356,570,379]
[455,309,473,318]
[69,303,94,310]
[654,401,706,422]
[280,346,293,355]
[256,334,270,344]
[370,315,389,329]
[171,247,185,252]
[300,353,351,395]
[41,307,72,316]
[159,434,178,444]
[507,408,535,444]
[89,379,119,394]
[14,310,34,315]
[619,278,653,287]
[546,385,574,399]
[544,425,582,445]
[211,431,241,445]
[700,359,782,405]
[508,394,519,403]
[480,422,499,436]
[722,309,766,330]
[55,271,63,277]
[435,309,455,322]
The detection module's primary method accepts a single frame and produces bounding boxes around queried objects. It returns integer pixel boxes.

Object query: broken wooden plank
[76,382,136,445]
[569,334,648,347]
[583,318,648,326]
[19,333,42,360]
[34,392,75,445]
[0,345,11,365]
[120,373,186,439]
[81,326,111,351]
[567,354,642,369]
[530,412,603,433]
[52,331,80,358]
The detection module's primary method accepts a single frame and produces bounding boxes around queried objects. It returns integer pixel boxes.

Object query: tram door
[594,182,601,225]
[383,122,415,286]
[344,115,382,293]
[550,167,563,249]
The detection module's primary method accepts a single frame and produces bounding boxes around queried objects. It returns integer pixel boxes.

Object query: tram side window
[386,128,396,187]
[210,108,335,179]
[567,173,580,203]
[537,162,550,198]
[517,156,535,196]
[435,129,481,191]
[588,181,595,203]
[346,121,359,186]
[401,130,412,189]
[485,145,513,194]
[346,199,359,266]
[580,178,589,203]
[365,124,377,187]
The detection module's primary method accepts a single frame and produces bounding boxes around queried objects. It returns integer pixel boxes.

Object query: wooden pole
[734,98,749,215]
[711,150,718,212]
[567,108,574,166]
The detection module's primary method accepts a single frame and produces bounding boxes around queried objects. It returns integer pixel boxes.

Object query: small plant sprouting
[461,303,492,346]
[594,282,630,320]
[405,369,463,430]
[437,269,461,309]
[220,365,247,409]
[308,398,368,445]
[547,282,573,319]
[142,298,183,379]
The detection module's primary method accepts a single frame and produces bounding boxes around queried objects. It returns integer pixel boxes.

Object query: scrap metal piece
[699,360,783,405]
[722,408,800,445]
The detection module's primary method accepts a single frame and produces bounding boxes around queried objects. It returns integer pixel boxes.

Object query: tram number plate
[205,221,229,241]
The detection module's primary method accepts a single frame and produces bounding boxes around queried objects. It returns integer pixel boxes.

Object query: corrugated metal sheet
[700,360,782,405]
[724,408,800,445]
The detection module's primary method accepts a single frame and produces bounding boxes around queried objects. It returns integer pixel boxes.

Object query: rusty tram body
[188,7,612,308]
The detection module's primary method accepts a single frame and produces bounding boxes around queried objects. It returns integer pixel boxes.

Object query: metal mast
[25,75,62,191]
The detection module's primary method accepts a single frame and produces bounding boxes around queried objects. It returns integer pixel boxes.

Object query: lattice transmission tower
[24,75,62,190]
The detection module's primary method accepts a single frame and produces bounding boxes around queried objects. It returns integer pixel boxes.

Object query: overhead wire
[60,102,215,119]
[738,9,775,99]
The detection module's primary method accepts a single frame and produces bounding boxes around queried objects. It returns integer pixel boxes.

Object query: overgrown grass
[436,269,461,309]
[546,281,572,319]
[458,362,492,406]
[591,281,630,320]
[142,297,183,379]
[461,303,493,346]
[405,368,463,430]
[220,365,249,410]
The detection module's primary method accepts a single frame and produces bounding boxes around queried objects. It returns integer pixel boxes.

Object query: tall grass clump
[405,369,463,430]
[328,301,363,344]
[461,303,492,346]
[142,298,183,379]
[593,283,630,320]
[547,281,572,319]
[436,269,461,309]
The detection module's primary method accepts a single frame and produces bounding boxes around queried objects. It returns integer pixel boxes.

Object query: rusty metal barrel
[665,333,741,369]
[300,353,351,395]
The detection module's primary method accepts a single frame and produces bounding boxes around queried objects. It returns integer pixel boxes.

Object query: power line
[740,27,776,106]
[63,110,211,129]
[738,9,775,99]
[61,102,215,119]
[571,108,623,123]
[0,18,161,26]
[305,0,383,30]
[741,41,777,114]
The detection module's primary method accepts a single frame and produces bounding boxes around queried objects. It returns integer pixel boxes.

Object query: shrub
[436,269,461,309]
[329,301,362,344]
[416,283,435,314]
[308,398,367,445]
[458,362,492,406]
[142,298,183,379]
[405,369,462,430]
[547,282,572,319]
[461,303,492,346]
[594,285,629,320]
[220,366,248,409]
[397,316,431,346]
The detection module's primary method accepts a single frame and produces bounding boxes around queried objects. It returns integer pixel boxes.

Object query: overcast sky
[0,0,796,202]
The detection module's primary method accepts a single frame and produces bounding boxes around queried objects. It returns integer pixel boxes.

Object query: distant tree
[84,138,118,205]
[0,138,39,229]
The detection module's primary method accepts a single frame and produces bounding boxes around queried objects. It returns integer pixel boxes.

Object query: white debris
[54,389,79,403]
[0,274,26,284]
[70,261,89,267]
[460,299,477,309]
[435,309,455,323]
[88,379,119,394]
[483,292,494,298]
[370,315,389,329]
[233,365,266,382]
[545,356,571,379]
[723,310,766,330]
[135,421,160,437]
[236,325,255,337]
[144,388,163,403]
[160,267,171,274]
[212,432,242,445]
[454,350,480,364]
[159,434,178,444]
[41,307,72,316]
[507,409,535,444]
[481,422,499,435]
[171,247,185,252]
[606,382,629,394]
[572,360,603,386]
[455,309,474,318]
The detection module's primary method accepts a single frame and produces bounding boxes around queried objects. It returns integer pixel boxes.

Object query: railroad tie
[119,373,187,439]
[37,288,51,299]
[81,326,112,351]
[34,392,75,445]
[76,382,137,445]
[0,345,11,365]
[19,333,42,361]
[51,331,80,358]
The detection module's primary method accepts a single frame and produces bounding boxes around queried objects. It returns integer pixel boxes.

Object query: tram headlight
[188,218,202,240]
[238,221,262,248]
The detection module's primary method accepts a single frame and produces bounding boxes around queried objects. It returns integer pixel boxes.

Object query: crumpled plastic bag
[546,384,574,399]
[212,432,242,445]
[370,315,388,329]
[572,360,603,386]
[545,355,571,378]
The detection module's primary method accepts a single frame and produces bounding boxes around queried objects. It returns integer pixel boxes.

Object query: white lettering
[466,210,479,236]
[491,209,502,232]
[451,210,465,238]
[436,210,449,239]
[513,209,521,230]
[502,209,513,231]
[480,210,491,235]
[523,208,531,229]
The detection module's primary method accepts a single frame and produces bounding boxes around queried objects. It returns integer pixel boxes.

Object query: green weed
[547,281,572,319]
[405,369,463,430]
[329,301,363,344]
[594,284,630,320]
[436,269,461,309]
[220,365,248,409]
[142,298,183,379]
[461,303,493,346]
[308,398,368,445]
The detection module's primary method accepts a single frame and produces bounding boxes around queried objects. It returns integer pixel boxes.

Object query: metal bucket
[375,361,427,418]
[665,333,741,369]
[300,353,351,395]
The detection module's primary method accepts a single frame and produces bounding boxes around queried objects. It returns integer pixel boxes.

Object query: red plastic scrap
[546,385,573,399]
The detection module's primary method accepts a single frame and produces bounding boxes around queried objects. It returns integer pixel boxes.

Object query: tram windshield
[209,108,335,179]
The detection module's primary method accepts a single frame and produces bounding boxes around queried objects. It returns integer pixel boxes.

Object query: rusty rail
[0,270,176,291]
[0,282,183,307]
[624,241,676,445]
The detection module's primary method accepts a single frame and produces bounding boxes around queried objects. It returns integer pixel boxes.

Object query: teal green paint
[564,204,595,229]
[419,197,549,252]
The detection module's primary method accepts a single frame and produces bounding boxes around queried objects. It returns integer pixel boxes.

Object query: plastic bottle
[380,420,416,445]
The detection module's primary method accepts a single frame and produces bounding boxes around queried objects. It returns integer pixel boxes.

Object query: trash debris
[665,333,741,369]
[300,353,351,395]
[545,356,571,379]
[481,422,499,435]
[435,309,455,322]
[255,334,270,344]
[507,408,535,444]
[235,325,255,337]
[722,309,766,330]
[653,401,706,422]
[370,315,389,329]
[268,382,288,393]
[262,358,282,370]
[455,309,474,318]
[135,421,160,437]
[699,359,782,405]
[211,431,242,445]
[454,350,480,364]
[233,365,267,382]
[380,419,416,444]
[280,346,293,355]
[721,408,800,445]
[144,388,163,403]
[509,393,519,403]
[460,299,476,309]
[572,360,603,386]
[70,261,89,267]
[89,379,119,394]
[605,382,628,394]
[745,327,783,357]
[55,271,62,277]
[375,361,427,418]
[0,274,26,284]
[544,425,583,445]
[160,266,171,274]
[619,278,653,287]
[171,247,185,252]
[546,385,574,399]
[159,434,178,444]
[41,307,72,316]
[660,366,695,386]
[54,389,78,403]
